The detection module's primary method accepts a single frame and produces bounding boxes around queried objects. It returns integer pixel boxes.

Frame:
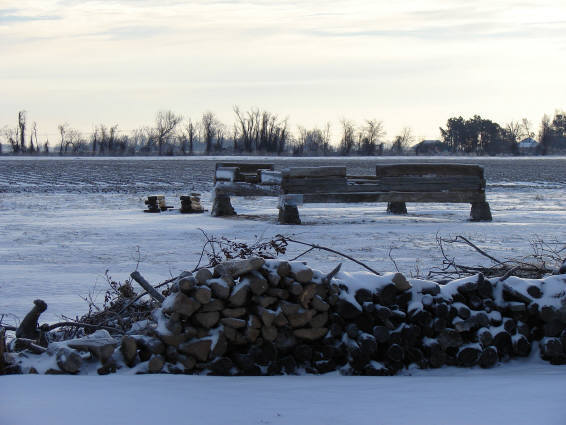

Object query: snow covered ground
[1,181,564,323]
[1,157,565,425]
[2,357,565,425]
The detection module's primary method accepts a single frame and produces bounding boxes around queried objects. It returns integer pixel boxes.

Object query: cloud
[90,25,169,41]
[0,8,61,24]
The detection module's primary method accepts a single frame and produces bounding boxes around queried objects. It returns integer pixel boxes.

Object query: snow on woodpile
[2,258,566,376]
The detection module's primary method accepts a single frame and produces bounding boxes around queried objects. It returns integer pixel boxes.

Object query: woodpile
[143,195,172,213]
[2,258,566,375]
[144,194,205,214]
[180,193,204,214]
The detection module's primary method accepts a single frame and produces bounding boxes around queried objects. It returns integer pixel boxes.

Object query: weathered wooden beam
[214,182,281,197]
[215,167,240,182]
[260,170,282,185]
[299,191,486,204]
[344,182,482,193]
[283,178,348,194]
[376,163,484,178]
[282,166,346,178]
[215,163,274,173]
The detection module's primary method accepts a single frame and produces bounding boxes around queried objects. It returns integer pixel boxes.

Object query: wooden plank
[238,173,261,184]
[346,177,482,192]
[260,170,282,185]
[345,183,481,193]
[375,163,484,178]
[300,191,486,204]
[283,177,347,194]
[282,166,346,178]
[215,167,240,182]
[214,182,281,197]
[215,162,274,173]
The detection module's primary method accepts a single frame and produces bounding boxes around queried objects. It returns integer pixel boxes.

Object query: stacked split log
[144,195,172,213]
[3,259,566,375]
[180,193,204,214]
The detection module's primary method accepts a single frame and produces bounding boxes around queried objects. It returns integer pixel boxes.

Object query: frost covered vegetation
[2,235,566,377]
[2,108,566,156]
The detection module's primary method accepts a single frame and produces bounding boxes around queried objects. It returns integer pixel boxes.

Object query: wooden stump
[387,202,407,215]
[211,195,236,217]
[278,205,301,225]
[470,202,492,221]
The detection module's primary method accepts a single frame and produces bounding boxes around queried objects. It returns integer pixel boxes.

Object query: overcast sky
[1,0,565,144]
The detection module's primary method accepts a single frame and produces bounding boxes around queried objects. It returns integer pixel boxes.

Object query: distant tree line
[1,107,565,156]
[439,112,566,155]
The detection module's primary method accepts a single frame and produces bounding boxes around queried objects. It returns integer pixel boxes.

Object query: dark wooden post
[387,202,407,214]
[470,202,492,221]
[278,204,301,224]
[211,193,236,217]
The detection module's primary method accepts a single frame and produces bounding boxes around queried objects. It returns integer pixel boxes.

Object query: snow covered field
[2,358,566,425]
[1,157,565,323]
[1,157,565,425]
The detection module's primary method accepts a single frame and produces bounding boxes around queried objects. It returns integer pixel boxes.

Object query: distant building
[518,137,538,154]
[413,139,449,155]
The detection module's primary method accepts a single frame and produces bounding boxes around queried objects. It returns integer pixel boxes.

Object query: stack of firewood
[144,195,172,213]
[180,193,204,214]
[2,257,565,375]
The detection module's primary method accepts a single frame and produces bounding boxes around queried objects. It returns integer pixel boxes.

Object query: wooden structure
[212,163,279,216]
[212,162,492,224]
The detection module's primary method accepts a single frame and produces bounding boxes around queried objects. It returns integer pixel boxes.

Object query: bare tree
[521,118,535,139]
[391,127,414,154]
[185,119,197,155]
[234,106,258,152]
[202,111,220,154]
[66,128,86,153]
[339,119,355,155]
[505,121,523,143]
[358,119,385,155]
[58,123,68,155]
[155,110,182,155]
[215,123,226,152]
[18,111,26,153]
[1,126,19,153]
[30,122,39,154]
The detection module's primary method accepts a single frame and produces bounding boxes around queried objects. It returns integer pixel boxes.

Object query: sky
[1,0,565,145]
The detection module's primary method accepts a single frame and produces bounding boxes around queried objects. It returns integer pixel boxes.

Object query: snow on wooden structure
[212,163,492,224]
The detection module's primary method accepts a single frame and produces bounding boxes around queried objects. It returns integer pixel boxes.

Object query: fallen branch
[46,321,122,334]
[452,235,504,265]
[119,275,177,314]
[283,236,381,276]
[130,271,165,303]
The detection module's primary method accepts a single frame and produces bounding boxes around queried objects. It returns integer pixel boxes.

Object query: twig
[453,235,504,265]
[388,246,400,272]
[497,266,520,282]
[323,263,342,285]
[289,247,314,261]
[283,237,381,276]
